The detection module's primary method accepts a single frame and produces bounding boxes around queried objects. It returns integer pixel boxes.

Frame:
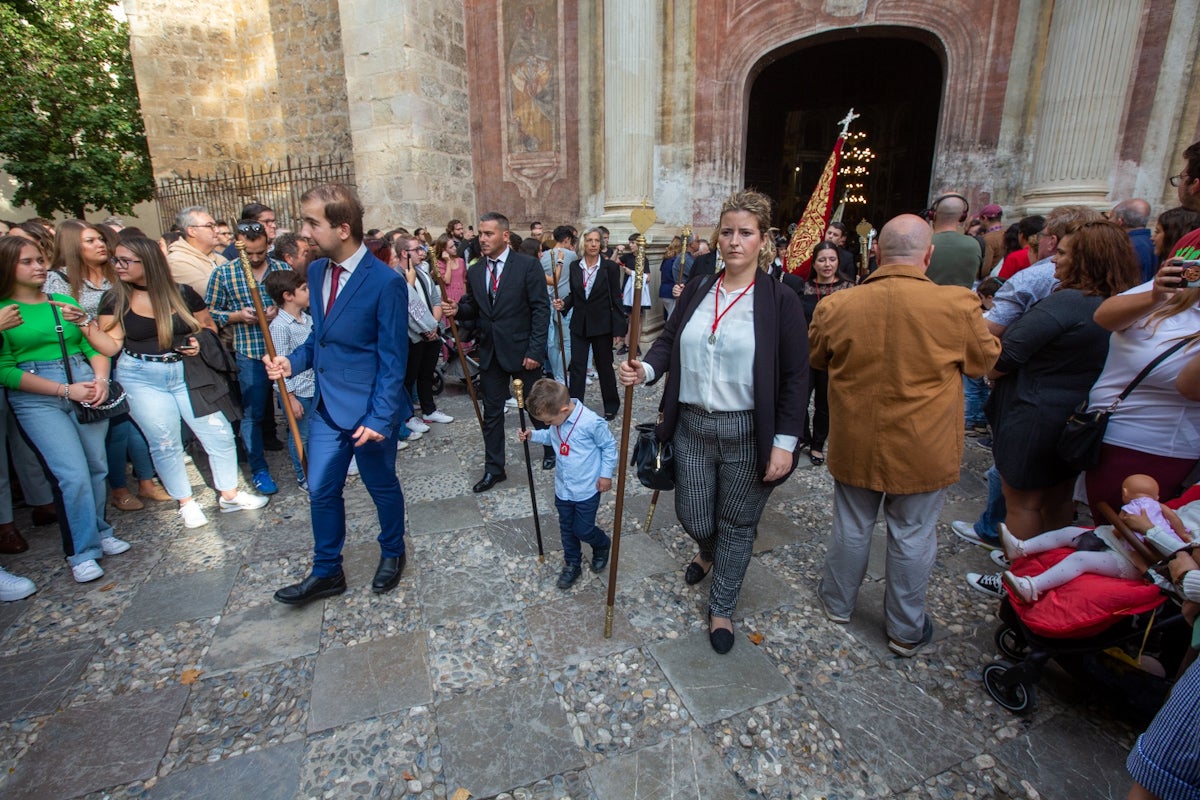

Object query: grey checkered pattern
[672,405,775,618]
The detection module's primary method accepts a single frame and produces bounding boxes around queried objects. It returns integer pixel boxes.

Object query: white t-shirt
[1086,280,1200,458]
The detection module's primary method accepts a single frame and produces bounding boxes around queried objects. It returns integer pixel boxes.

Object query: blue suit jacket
[288,250,411,435]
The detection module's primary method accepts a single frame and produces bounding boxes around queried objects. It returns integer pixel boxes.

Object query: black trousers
[568,333,619,416]
[479,359,547,473]
[404,338,441,416]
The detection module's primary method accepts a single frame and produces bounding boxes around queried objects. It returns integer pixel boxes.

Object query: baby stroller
[982,502,1192,718]
[433,325,480,396]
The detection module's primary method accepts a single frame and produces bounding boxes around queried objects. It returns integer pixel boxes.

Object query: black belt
[123,348,182,363]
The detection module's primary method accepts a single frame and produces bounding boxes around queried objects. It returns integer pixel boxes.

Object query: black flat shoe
[809,451,825,466]
[371,554,406,593]
[473,471,507,493]
[708,613,734,654]
[683,556,713,586]
[557,563,582,589]
[590,544,610,573]
[542,456,556,470]
[274,571,347,605]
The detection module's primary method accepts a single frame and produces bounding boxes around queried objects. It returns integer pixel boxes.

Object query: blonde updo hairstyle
[717,189,775,272]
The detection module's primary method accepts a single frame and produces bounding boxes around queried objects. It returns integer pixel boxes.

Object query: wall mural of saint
[505,2,558,154]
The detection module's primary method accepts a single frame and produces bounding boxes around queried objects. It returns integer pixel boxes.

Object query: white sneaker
[179,501,209,529]
[422,410,454,424]
[219,491,269,513]
[397,439,410,451]
[586,376,594,385]
[0,567,36,601]
[406,416,431,433]
[347,457,359,476]
[71,559,104,583]
[405,429,423,441]
[587,368,598,379]
[100,536,131,556]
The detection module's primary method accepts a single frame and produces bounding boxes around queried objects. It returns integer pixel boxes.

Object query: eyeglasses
[237,222,265,235]
[404,248,424,253]
[112,257,141,267]
[189,222,216,230]
[1170,172,1192,187]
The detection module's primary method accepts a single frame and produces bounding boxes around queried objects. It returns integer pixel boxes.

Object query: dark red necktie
[325,263,344,316]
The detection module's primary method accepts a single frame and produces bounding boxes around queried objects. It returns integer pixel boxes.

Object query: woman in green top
[0,236,130,584]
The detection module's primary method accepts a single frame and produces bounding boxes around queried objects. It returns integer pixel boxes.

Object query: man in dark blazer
[556,227,624,419]
[265,183,411,604]
[444,212,551,490]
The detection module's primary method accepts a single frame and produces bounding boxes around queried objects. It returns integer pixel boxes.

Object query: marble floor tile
[524,587,638,667]
[308,632,432,732]
[994,712,1136,800]
[407,497,485,534]
[145,740,303,800]
[586,728,745,798]
[115,565,239,632]
[489,514,563,558]
[0,643,96,722]
[202,598,323,674]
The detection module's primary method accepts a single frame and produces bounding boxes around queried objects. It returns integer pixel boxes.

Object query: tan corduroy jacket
[168,238,228,297]
[809,263,1000,494]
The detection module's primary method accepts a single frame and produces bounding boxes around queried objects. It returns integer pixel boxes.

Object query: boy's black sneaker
[590,544,610,573]
[557,564,582,589]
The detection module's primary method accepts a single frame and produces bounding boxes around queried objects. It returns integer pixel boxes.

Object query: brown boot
[0,522,29,554]
[30,504,57,527]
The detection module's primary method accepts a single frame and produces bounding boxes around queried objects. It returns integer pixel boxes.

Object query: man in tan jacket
[168,205,228,296]
[809,214,1000,657]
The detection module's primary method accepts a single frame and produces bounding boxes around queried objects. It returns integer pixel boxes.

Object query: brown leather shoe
[137,481,173,502]
[30,504,56,527]
[0,522,29,554]
[110,493,144,512]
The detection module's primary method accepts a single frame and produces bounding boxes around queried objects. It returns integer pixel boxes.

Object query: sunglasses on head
[237,221,266,235]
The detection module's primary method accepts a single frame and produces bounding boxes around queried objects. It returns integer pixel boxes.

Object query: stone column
[600,0,660,221]
[1022,0,1143,211]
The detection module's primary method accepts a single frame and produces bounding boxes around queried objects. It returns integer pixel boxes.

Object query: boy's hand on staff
[596,477,612,493]
[263,355,292,380]
[517,428,531,442]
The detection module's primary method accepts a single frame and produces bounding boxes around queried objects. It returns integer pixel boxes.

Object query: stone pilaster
[1022,0,1143,211]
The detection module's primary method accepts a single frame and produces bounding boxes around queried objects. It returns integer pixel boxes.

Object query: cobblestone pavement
[0,374,1160,799]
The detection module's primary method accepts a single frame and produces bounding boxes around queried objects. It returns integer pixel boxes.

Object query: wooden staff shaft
[431,263,484,431]
[235,242,305,472]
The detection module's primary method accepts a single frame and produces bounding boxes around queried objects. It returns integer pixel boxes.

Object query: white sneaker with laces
[219,491,269,513]
[950,520,998,548]
[0,567,36,601]
[422,410,454,424]
[405,429,423,440]
[71,559,104,583]
[989,549,1010,568]
[100,536,131,556]
[406,416,431,433]
[397,439,410,451]
[179,501,208,529]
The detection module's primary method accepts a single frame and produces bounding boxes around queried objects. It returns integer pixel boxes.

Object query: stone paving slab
[420,559,520,626]
[407,496,484,534]
[202,597,323,674]
[994,712,1135,800]
[437,675,586,798]
[524,587,639,666]
[488,514,564,557]
[597,533,677,585]
[114,565,239,632]
[805,664,978,793]
[0,643,96,723]
[144,740,304,800]
[4,686,187,800]
[650,634,793,726]
[732,558,797,619]
[586,728,745,798]
[308,632,432,733]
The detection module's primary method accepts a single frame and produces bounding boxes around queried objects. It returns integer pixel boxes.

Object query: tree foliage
[0,0,154,218]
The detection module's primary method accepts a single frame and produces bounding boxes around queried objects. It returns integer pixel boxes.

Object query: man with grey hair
[168,205,228,295]
[809,214,999,657]
[1111,198,1156,282]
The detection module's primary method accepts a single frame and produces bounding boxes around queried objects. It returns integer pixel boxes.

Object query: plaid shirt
[205,256,291,358]
[268,308,315,398]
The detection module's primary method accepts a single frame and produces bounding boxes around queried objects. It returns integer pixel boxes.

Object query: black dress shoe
[542,456,556,470]
[684,556,713,586]
[708,613,734,655]
[473,471,507,493]
[372,554,406,593]
[31,504,57,527]
[590,544,610,573]
[604,412,617,421]
[557,563,582,589]
[263,438,285,452]
[274,572,347,605]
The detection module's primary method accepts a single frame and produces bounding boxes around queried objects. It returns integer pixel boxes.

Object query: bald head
[878,214,935,268]
[932,195,968,229]
[1111,199,1151,230]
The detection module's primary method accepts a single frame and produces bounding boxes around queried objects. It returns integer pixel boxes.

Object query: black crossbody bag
[47,297,129,424]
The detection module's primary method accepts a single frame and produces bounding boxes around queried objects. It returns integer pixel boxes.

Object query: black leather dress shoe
[557,563,582,589]
[372,554,406,593]
[274,572,346,605]
[473,471,507,493]
[590,544,610,573]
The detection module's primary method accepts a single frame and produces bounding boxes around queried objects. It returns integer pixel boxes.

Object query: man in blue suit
[265,183,411,604]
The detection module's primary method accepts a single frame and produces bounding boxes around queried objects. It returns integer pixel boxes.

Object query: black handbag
[1057,338,1190,471]
[631,422,675,491]
[48,298,129,424]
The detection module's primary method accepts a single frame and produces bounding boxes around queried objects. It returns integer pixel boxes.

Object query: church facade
[123,0,1200,237]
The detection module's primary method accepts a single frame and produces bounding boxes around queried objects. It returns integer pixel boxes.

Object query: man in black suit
[443,212,551,491]
[555,227,624,419]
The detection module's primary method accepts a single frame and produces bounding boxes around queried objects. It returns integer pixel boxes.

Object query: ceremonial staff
[855,219,874,282]
[235,240,305,470]
[512,378,545,562]
[606,203,655,637]
[429,263,484,431]
[549,248,568,381]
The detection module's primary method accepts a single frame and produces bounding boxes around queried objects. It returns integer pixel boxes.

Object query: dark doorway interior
[745,35,943,235]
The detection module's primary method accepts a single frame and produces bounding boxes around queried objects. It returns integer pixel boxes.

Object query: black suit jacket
[691,251,718,278]
[560,257,625,338]
[456,250,550,372]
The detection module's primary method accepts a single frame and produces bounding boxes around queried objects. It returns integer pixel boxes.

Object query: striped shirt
[205,256,291,358]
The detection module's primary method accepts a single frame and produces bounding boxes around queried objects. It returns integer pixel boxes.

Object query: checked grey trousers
[673,405,775,618]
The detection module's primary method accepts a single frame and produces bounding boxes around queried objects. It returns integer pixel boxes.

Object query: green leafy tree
[0,0,154,218]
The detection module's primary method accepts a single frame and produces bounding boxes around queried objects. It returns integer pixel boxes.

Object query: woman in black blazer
[555,227,624,419]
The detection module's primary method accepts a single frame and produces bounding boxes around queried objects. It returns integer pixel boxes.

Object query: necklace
[709,273,753,345]
[556,409,580,456]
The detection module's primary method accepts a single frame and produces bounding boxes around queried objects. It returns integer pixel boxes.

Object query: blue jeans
[974,464,1006,541]
[8,356,112,566]
[963,376,989,428]
[554,492,609,567]
[105,414,156,489]
[116,356,240,499]
[546,309,572,384]
[236,352,271,474]
[282,393,313,484]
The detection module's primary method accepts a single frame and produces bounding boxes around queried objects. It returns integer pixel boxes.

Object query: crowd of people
[1,139,1200,798]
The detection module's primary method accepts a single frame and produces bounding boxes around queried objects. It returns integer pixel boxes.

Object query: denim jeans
[554,492,609,567]
[236,351,270,474]
[974,464,1006,542]
[8,356,113,565]
[0,389,53,523]
[546,308,572,384]
[963,376,990,428]
[116,356,240,499]
[105,414,156,489]
[281,393,313,484]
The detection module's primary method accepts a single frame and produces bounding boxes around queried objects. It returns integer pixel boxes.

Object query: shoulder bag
[47,297,129,424]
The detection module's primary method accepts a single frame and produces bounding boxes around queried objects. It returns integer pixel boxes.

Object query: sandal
[809,450,825,466]
[683,555,713,585]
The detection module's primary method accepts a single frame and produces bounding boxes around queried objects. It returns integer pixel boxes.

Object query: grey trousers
[818,480,946,644]
[0,392,53,524]
[674,406,774,618]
